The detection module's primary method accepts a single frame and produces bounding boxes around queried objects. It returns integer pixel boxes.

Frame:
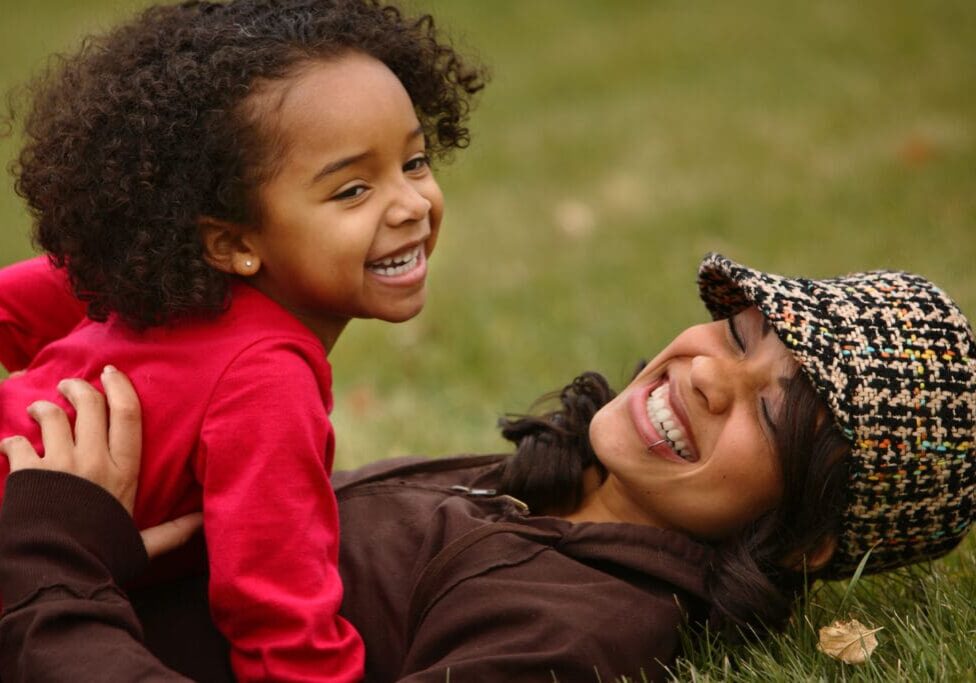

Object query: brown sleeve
[0,470,192,682]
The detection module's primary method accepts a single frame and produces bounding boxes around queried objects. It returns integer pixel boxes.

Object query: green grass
[2,1,975,679]
[667,533,976,682]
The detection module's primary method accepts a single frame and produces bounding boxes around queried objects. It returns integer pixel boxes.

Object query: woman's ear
[784,535,838,573]
[198,216,260,277]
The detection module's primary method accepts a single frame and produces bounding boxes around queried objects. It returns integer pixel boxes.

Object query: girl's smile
[365,242,428,281]
[240,52,444,349]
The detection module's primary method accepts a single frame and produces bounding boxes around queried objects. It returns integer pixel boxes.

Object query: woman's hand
[0,366,202,558]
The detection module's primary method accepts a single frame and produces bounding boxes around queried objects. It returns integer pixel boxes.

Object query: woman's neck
[561,474,667,528]
[561,488,621,524]
[559,467,620,524]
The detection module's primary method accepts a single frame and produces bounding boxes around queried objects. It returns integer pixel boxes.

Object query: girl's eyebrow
[406,124,424,141]
[310,152,370,186]
[309,125,425,187]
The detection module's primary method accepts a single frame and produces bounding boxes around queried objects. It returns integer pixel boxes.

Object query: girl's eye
[727,317,746,353]
[403,155,430,173]
[332,185,367,201]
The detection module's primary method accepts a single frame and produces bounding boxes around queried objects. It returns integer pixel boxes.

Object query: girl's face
[582,307,799,540]
[245,52,444,346]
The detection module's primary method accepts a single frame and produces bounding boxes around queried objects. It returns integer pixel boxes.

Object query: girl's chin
[371,290,427,323]
[378,302,425,323]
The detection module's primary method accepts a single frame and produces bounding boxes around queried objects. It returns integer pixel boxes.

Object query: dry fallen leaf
[898,133,938,167]
[817,618,883,664]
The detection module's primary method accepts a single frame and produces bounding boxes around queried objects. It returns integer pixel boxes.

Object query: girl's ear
[198,216,260,277]
[784,535,838,573]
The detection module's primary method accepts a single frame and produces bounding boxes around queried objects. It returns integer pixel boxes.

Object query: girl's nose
[689,355,735,414]
[387,180,431,227]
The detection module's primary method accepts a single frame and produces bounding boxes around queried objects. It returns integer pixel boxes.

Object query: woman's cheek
[588,401,631,465]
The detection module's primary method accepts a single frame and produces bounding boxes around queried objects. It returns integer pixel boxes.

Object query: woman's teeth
[646,384,693,461]
[367,245,422,276]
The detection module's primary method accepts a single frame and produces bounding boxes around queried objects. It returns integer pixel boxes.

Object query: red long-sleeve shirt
[0,257,364,682]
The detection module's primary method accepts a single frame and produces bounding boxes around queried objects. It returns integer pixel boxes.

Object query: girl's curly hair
[13,0,486,327]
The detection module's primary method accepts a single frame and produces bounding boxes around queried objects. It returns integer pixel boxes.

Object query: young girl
[0,0,484,680]
[1,253,973,681]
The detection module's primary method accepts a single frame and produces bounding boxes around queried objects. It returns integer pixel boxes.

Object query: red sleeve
[0,256,87,371]
[196,340,364,682]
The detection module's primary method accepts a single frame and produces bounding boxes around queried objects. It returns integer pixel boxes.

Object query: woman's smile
[629,375,700,464]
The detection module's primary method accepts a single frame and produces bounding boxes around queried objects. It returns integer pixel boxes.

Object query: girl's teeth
[645,384,693,461]
[368,246,421,276]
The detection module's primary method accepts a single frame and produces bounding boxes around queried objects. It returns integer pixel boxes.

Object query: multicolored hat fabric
[697,253,976,577]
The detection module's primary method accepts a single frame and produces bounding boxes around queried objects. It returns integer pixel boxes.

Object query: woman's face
[586,306,799,540]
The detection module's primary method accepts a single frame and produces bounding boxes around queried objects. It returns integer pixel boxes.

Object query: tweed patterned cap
[697,253,976,577]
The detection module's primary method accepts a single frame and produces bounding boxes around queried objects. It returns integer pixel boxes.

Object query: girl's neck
[243,277,349,352]
[294,313,349,353]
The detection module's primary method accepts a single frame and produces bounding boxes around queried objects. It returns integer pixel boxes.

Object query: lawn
[2,1,975,680]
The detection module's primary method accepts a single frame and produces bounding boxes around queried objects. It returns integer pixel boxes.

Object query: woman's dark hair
[498,367,850,635]
[499,371,612,515]
[11,0,485,327]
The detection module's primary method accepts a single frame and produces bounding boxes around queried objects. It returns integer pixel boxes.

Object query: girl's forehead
[269,54,410,131]
[246,54,419,182]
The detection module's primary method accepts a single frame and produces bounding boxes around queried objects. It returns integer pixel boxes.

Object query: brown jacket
[0,455,714,682]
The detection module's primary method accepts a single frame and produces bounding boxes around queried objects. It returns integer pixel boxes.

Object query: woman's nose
[689,355,735,414]
[387,180,431,226]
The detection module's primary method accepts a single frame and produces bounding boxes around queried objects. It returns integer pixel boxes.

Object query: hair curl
[12,0,486,327]
[498,368,849,635]
[499,372,612,515]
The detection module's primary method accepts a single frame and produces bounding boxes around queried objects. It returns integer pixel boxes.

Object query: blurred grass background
[6,1,971,465]
[2,1,974,464]
[2,1,975,679]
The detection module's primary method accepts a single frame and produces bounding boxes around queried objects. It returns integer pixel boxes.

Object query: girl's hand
[0,366,202,558]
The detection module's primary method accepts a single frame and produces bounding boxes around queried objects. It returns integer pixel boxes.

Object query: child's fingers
[57,377,108,459]
[140,512,203,560]
[26,400,75,468]
[0,435,43,472]
[101,365,143,480]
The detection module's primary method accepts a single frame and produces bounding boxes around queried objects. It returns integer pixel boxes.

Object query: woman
[1,253,975,681]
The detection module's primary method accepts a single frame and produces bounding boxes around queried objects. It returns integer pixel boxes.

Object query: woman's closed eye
[760,397,778,434]
[727,316,746,353]
[729,314,780,436]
